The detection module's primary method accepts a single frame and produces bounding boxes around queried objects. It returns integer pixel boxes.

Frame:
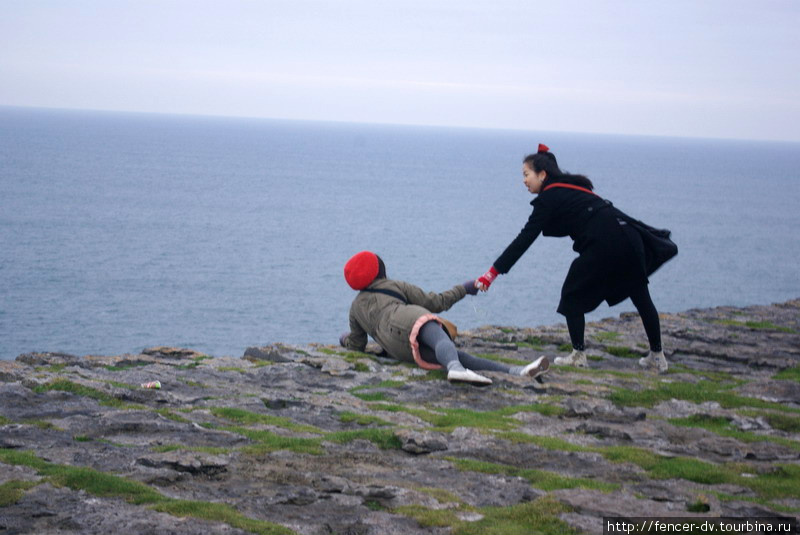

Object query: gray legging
[417,320,513,373]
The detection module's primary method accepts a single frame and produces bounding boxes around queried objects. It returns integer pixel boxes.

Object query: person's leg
[418,321,463,371]
[554,311,588,367]
[628,284,662,352]
[456,351,510,373]
[458,351,550,379]
[565,313,586,351]
[418,321,493,384]
[629,283,667,372]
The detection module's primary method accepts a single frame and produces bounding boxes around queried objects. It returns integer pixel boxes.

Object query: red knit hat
[344,251,380,290]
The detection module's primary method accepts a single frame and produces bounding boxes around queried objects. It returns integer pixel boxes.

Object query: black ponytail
[524,149,594,191]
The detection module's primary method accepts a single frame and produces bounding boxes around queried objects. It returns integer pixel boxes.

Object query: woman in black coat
[475,144,669,372]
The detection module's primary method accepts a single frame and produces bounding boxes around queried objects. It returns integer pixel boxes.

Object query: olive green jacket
[342,278,467,363]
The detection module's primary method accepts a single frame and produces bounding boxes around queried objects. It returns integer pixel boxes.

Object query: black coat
[494,178,650,316]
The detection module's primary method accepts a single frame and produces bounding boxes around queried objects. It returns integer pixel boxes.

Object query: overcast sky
[1,0,798,141]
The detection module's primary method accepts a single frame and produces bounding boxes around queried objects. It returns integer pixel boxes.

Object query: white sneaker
[638,350,668,373]
[520,356,550,379]
[553,349,587,367]
[447,368,492,385]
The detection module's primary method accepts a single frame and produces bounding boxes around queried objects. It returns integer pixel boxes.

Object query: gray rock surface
[1,299,799,534]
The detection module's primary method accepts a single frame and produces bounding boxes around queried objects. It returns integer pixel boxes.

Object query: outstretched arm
[397,280,468,313]
[477,198,552,290]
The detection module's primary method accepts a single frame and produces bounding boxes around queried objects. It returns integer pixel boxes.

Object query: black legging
[565,283,662,352]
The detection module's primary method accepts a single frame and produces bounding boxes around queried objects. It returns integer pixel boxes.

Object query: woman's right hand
[476,266,499,291]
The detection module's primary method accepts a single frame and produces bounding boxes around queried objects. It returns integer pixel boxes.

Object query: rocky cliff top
[1,299,799,534]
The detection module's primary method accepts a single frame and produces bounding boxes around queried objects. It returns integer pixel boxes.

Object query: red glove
[477,266,499,291]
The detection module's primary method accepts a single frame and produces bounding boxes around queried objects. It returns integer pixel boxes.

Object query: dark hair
[523,150,594,191]
[376,255,386,279]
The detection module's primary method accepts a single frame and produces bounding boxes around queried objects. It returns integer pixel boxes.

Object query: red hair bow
[538,143,550,153]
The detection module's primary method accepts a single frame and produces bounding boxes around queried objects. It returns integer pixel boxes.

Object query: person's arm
[397,280,467,313]
[478,196,553,290]
[340,311,368,352]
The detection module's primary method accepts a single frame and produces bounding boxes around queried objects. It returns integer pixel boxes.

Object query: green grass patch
[154,409,192,424]
[712,491,800,514]
[73,435,92,442]
[669,414,800,452]
[152,500,295,535]
[368,401,566,431]
[517,336,546,350]
[667,364,738,383]
[353,362,370,372]
[338,411,393,427]
[593,331,621,342]
[713,319,796,333]
[406,369,449,382]
[392,504,461,527]
[586,356,604,362]
[609,380,800,413]
[503,437,799,498]
[393,496,578,534]
[217,417,401,455]
[763,412,800,433]
[21,419,60,430]
[325,428,402,450]
[597,445,800,498]
[495,432,589,452]
[217,366,248,373]
[0,480,40,506]
[447,457,618,492]
[686,498,711,513]
[493,403,568,418]
[105,380,137,390]
[178,378,207,388]
[364,499,387,511]
[367,403,514,432]
[50,465,164,503]
[454,497,578,535]
[605,346,641,359]
[774,366,800,383]
[475,353,525,366]
[557,343,573,352]
[318,347,378,363]
[0,448,163,504]
[210,407,321,433]
[352,391,392,402]
[738,464,800,500]
[32,379,125,408]
[0,415,12,425]
[227,427,324,455]
[553,364,645,380]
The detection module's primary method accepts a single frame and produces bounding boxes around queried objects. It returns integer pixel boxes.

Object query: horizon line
[2,103,799,145]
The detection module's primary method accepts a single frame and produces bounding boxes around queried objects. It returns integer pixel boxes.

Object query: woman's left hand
[477,266,499,291]
[339,332,350,347]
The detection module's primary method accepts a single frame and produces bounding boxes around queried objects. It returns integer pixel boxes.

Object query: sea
[1,106,799,359]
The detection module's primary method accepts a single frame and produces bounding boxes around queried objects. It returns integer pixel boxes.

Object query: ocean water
[1,107,799,359]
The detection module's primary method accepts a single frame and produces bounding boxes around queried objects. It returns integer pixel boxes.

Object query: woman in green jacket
[339,251,550,385]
